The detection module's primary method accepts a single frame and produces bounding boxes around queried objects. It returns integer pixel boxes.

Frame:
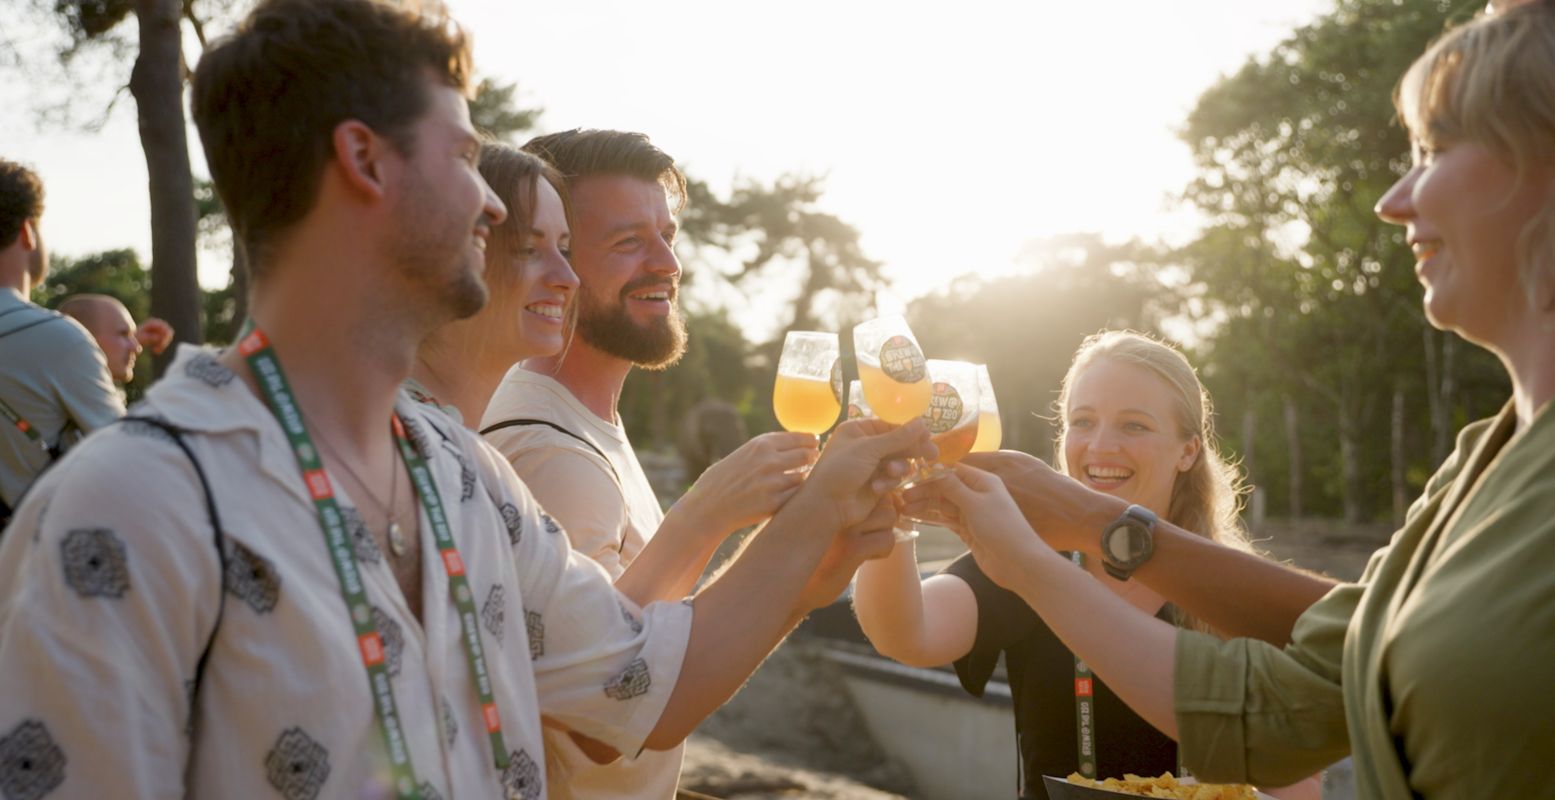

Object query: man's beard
[576,280,687,370]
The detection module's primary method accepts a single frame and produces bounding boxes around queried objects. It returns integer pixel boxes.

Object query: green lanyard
[238,329,512,799]
[0,395,48,451]
[1069,551,1186,780]
[1070,552,1098,779]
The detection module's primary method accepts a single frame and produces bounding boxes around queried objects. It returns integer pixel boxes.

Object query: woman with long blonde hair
[855,331,1318,798]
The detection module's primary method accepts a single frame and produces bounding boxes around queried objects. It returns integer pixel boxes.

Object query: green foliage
[620,310,770,450]
[470,78,543,142]
[1174,0,1507,522]
[36,248,150,319]
[682,174,883,332]
[52,0,134,42]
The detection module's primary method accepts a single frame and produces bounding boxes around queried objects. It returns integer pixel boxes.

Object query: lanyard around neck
[1068,552,1186,781]
[237,329,514,798]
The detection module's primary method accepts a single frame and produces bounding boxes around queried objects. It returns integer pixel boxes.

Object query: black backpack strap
[480,418,620,482]
[120,416,229,704]
[0,314,62,341]
[480,417,630,553]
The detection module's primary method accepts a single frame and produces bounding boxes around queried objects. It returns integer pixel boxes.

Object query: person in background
[856,331,1322,799]
[473,129,820,798]
[58,293,175,385]
[0,160,122,526]
[913,3,1555,796]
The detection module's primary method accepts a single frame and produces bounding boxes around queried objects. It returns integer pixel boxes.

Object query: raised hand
[803,418,936,529]
[927,463,1053,591]
[796,495,899,612]
[956,449,1122,554]
[134,317,176,354]
[682,431,819,532]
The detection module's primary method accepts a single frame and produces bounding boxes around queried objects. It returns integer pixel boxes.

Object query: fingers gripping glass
[848,379,918,543]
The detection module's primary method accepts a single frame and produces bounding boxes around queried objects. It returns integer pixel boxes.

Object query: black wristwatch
[1099,504,1158,581]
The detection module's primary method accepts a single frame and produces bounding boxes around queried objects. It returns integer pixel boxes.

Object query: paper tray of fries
[1042,773,1276,800]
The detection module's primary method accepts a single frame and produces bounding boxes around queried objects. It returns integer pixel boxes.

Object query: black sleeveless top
[941,553,1178,799]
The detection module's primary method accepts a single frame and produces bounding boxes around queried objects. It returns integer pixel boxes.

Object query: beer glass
[906,359,981,485]
[848,380,918,542]
[852,315,931,425]
[773,331,842,435]
[970,364,1003,453]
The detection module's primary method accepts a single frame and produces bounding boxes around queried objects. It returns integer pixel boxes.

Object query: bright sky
[3,0,1330,338]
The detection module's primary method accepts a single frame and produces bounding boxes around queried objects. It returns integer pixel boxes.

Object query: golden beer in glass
[773,331,842,435]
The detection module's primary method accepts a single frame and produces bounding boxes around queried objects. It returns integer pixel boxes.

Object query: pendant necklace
[317,432,408,557]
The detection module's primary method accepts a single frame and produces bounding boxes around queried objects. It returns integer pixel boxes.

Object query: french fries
[1065,771,1259,799]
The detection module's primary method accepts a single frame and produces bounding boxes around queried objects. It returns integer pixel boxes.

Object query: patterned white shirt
[0,346,691,800]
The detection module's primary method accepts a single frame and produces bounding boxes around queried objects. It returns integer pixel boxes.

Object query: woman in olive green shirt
[907,4,1555,797]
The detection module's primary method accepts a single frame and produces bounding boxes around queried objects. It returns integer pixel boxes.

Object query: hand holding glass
[848,379,919,542]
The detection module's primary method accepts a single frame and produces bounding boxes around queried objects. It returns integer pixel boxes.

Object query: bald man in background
[58,294,174,385]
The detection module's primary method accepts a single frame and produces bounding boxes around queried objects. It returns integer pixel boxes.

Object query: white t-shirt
[481,366,682,800]
[0,346,691,799]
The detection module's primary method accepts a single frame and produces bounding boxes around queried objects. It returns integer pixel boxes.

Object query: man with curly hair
[0,160,123,526]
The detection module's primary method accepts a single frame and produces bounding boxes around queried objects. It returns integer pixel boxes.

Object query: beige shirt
[0,346,691,799]
[482,366,682,800]
[0,288,123,509]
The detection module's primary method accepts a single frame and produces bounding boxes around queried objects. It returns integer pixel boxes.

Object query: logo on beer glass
[923,382,964,434]
[879,336,926,383]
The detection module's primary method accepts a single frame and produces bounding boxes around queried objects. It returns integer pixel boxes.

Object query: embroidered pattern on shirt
[371,606,405,678]
[225,540,282,614]
[499,503,523,546]
[481,585,505,644]
[441,697,459,747]
[60,528,130,599]
[619,601,643,635]
[0,719,66,800]
[264,727,330,800]
[525,611,544,660]
[541,513,560,535]
[340,507,382,565]
[184,352,237,388]
[500,749,542,800]
[604,658,651,701]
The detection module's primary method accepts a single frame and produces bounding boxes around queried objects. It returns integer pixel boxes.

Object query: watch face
[1105,529,1133,562]
[1107,525,1146,563]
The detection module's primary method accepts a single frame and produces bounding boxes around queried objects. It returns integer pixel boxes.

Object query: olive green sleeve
[1174,581,1359,787]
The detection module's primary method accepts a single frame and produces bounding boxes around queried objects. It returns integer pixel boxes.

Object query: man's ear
[331,120,394,201]
[18,218,39,251]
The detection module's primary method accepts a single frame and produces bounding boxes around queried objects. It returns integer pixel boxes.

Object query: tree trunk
[1338,385,1363,524]
[1240,403,1257,486]
[1283,392,1303,519]
[1391,382,1407,525]
[131,0,201,374]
